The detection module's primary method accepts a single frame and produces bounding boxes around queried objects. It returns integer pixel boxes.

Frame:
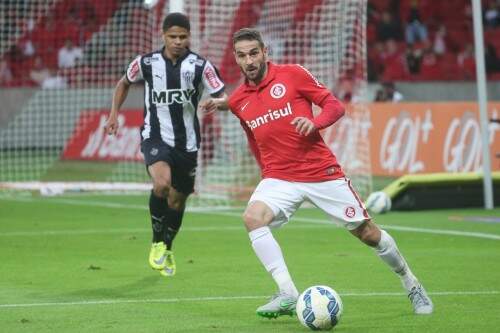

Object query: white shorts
[248,178,371,230]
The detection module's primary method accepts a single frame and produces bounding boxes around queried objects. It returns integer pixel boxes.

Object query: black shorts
[141,139,197,195]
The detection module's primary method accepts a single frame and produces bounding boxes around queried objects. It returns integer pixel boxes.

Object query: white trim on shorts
[248,177,371,230]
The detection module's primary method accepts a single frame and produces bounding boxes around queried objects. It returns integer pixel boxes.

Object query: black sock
[163,208,184,250]
[149,191,167,243]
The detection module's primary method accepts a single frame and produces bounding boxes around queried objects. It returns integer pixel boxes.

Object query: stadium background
[1,0,499,204]
[1,0,499,205]
[0,1,499,332]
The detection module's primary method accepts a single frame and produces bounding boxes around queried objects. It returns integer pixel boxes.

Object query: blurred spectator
[0,59,13,85]
[367,2,380,24]
[457,43,476,79]
[405,43,423,75]
[380,39,407,80]
[34,16,58,67]
[334,76,356,103]
[81,3,99,41]
[5,45,26,78]
[19,33,36,58]
[61,10,83,45]
[376,11,402,42]
[41,68,67,89]
[485,43,500,74]
[29,56,50,86]
[58,39,83,69]
[368,42,386,81]
[19,11,36,58]
[484,1,499,28]
[381,39,401,63]
[405,0,428,44]
[433,24,447,56]
[419,45,442,80]
[375,81,404,102]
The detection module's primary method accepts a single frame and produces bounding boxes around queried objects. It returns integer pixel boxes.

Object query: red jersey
[228,62,345,182]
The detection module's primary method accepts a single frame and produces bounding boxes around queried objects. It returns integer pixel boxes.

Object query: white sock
[249,227,299,297]
[376,230,418,292]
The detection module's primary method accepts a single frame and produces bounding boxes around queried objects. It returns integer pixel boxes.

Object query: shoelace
[408,287,430,306]
[267,292,290,303]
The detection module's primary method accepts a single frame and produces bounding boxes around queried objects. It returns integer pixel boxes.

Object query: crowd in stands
[1,0,500,90]
[0,0,119,88]
[368,0,500,84]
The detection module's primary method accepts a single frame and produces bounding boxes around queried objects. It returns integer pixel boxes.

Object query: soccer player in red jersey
[204,28,433,318]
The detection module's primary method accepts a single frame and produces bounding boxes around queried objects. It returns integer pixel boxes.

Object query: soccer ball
[296,285,343,331]
[365,191,392,214]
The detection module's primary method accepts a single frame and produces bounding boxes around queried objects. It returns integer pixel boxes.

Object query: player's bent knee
[352,220,381,247]
[152,178,171,197]
[243,211,268,231]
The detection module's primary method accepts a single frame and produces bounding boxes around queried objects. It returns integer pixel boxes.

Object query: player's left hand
[200,94,229,115]
[199,98,218,115]
[291,117,316,136]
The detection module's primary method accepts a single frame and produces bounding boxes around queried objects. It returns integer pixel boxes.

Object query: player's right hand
[104,114,118,135]
[291,117,316,136]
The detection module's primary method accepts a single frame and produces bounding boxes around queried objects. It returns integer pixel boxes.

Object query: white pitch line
[2,196,500,241]
[0,290,498,309]
[0,224,327,237]
[0,196,239,212]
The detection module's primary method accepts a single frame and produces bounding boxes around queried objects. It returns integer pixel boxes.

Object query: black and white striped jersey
[126,48,225,152]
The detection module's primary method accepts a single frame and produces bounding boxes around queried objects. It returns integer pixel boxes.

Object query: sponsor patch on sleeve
[127,58,141,82]
[204,66,222,90]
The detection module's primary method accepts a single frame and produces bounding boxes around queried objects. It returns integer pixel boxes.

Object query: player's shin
[163,207,184,250]
[149,190,167,242]
[249,226,298,297]
[375,230,418,291]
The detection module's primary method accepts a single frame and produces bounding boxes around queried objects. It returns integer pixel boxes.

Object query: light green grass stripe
[1,196,500,241]
[0,290,498,309]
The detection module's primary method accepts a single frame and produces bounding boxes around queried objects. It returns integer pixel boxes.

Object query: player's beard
[243,62,266,84]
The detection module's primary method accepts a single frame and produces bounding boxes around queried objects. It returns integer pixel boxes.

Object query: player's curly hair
[163,12,190,32]
[232,28,265,48]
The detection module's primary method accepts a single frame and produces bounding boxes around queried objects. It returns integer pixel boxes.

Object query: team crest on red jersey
[345,206,356,218]
[270,83,286,99]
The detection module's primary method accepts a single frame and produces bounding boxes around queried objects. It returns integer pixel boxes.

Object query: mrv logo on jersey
[152,89,195,105]
[245,102,293,130]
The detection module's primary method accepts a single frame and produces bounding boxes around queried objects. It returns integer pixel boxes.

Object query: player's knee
[152,178,171,197]
[242,211,266,230]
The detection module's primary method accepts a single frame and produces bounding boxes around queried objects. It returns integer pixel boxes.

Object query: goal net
[0,0,371,203]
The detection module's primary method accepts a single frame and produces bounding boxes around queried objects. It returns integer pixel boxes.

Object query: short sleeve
[125,55,143,83]
[294,64,331,105]
[202,60,225,96]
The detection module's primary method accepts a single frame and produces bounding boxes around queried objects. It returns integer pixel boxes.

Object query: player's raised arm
[105,75,131,135]
[105,55,143,135]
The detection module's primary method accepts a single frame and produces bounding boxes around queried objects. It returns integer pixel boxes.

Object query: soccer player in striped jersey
[104,13,226,277]
[206,28,433,318]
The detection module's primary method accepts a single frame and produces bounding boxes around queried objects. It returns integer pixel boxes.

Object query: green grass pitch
[0,193,499,332]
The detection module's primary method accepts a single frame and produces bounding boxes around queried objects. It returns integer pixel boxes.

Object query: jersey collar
[244,62,276,92]
[161,47,191,66]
